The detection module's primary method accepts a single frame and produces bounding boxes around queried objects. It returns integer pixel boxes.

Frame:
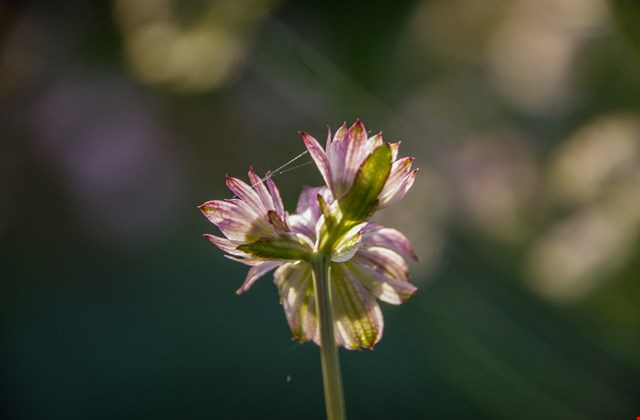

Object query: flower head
[200,121,418,349]
[300,119,418,221]
[199,168,313,294]
[274,189,417,349]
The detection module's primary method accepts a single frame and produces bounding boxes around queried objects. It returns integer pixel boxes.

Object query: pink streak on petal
[385,157,414,191]
[204,234,244,256]
[266,174,285,217]
[200,200,269,240]
[361,227,418,260]
[248,167,275,211]
[200,201,252,239]
[226,176,266,215]
[355,246,410,281]
[301,131,333,193]
[332,123,347,143]
[328,124,348,194]
[379,168,418,207]
[350,261,417,304]
[342,120,370,192]
[200,200,257,225]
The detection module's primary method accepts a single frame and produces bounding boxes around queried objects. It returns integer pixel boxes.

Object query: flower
[300,119,418,216]
[200,120,418,349]
[274,187,418,349]
[199,168,314,294]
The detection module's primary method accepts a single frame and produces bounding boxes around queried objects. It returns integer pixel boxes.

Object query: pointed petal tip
[299,132,317,144]
[199,201,217,216]
[350,119,366,130]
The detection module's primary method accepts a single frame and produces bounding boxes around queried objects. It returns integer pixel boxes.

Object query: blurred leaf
[610,0,640,53]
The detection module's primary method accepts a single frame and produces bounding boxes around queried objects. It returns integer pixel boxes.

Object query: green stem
[311,254,347,420]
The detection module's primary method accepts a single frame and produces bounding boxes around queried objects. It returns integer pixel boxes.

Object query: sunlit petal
[330,263,383,349]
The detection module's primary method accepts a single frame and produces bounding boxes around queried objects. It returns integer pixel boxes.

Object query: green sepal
[317,194,336,231]
[339,144,392,223]
[237,234,312,261]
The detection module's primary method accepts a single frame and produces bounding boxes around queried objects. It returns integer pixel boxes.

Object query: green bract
[238,234,313,261]
[339,144,392,223]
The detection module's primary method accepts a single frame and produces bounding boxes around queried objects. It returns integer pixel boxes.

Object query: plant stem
[311,254,346,420]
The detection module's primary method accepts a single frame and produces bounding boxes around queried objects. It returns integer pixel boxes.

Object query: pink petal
[325,126,332,152]
[332,123,347,143]
[330,263,383,349]
[301,132,333,193]
[288,214,316,242]
[295,186,324,220]
[361,226,418,260]
[354,246,410,281]
[226,176,266,215]
[378,168,418,207]
[236,261,282,294]
[203,234,244,256]
[328,124,348,193]
[248,167,275,211]
[224,255,263,266]
[345,260,416,304]
[200,199,256,224]
[385,157,414,192]
[341,120,370,195]
[266,173,285,217]
[200,200,269,241]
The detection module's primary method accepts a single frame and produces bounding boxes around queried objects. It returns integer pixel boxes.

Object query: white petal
[274,262,318,343]
[344,260,416,305]
[331,222,367,263]
[329,263,383,349]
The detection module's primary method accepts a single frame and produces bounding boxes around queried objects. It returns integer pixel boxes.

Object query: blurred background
[1,0,639,418]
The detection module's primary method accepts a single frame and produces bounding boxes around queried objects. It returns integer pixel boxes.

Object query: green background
[2,1,639,418]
